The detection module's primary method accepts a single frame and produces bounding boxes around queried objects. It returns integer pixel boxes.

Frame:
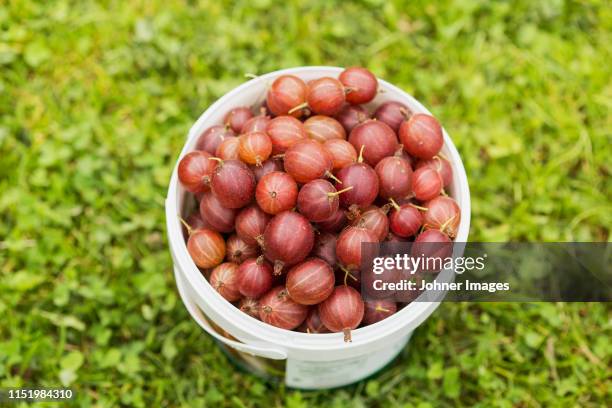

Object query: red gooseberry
[297,179,353,222]
[210,159,256,208]
[388,199,423,238]
[351,206,389,242]
[226,234,259,264]
[242,110,271,133]
[399,113,444,160]
[187,228,226,269]
[324,139,358,171]
[196,125,236,155]
[286,258,335,305]
[239,297,260,319]
[178,151,217,193]
[237,255,273,299]
[252,158,284,181]
[215,137,241,160]
[304,115,346,143]
[235,205,271,246]
[299,77,345,116]
[335,147,380,209]
[224,107,253,133]
[374,101,410,132]
[238,132,272,166]
[255,171,298,215]
[259,286,308,330]
[335,104,369,133]
[423,196,461,239]
[336,226,377,269]
[199,192,237,233]
[266,116,306,154]
[416,156,452,187]
[263,211,315,274]
[284,139,338,184]
[267,75,308,117]
[209,262,241,301]
[348,120,398,166]
[339,67,378,105]
[411,166,443,202]
[375,156,413,200]
[318,286,364,342]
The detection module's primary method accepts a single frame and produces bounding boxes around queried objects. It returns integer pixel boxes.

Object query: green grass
[1,0,611,406]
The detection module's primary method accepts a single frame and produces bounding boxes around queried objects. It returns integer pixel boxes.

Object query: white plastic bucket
[166,67,471,389]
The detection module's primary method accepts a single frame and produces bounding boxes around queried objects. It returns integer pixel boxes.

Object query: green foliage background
[1,0,610,406]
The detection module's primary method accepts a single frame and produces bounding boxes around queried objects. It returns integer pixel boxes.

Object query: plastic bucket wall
[166,67,471,389]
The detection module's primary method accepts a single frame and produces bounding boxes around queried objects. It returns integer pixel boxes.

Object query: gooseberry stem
[327,186,354,199]
[325,171,342,184]
[409,203,428,211]
[179,217,193,235]
[357,145,365,163]
[288,102,308,115]
[388,197,400,211]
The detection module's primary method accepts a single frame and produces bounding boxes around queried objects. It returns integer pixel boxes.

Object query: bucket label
[285,334,409,389]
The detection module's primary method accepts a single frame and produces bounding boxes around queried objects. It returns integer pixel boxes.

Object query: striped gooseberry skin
[324,139,358,171]
[215,137,241,160]
[178,150,217,193]
[286,258,335,305]
[266,116,307,154]
[252,158,284,182]
[306,77,345,116]
[389,204,422,238]
[255,171,298,215]
[224,107,253,133]
[411,166,443,202]
[335,162,380,209]
[318,285,365,342]
[399,113,444,160]
[226,234,259,264]
[259,286,308,330]
[339,67,378,105]
[351,206,389,242]
[267,75,308,117]
[210,262,241,301]
[284,139,335,184]
[335,226,377,269]
[239,297,260,319]
[416,156,453,187]
[423,196,461,239]
[199,191,237,233]
[237,256,273,299]
[296,179,346,223]
[235,204,271,246]
[374,101,410,132]
[210,159,256,209]
[196,125,236,155]
[375,156,413,200]
[238,131,273,166]
[242,113,271,134]
[304,115,346,143]
[263,211,315,275]
[335,104,369,134]
[348,120,398,166]
[187,228,226,269]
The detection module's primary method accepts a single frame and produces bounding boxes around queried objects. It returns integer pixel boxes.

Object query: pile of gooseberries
[178,67,460,342]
